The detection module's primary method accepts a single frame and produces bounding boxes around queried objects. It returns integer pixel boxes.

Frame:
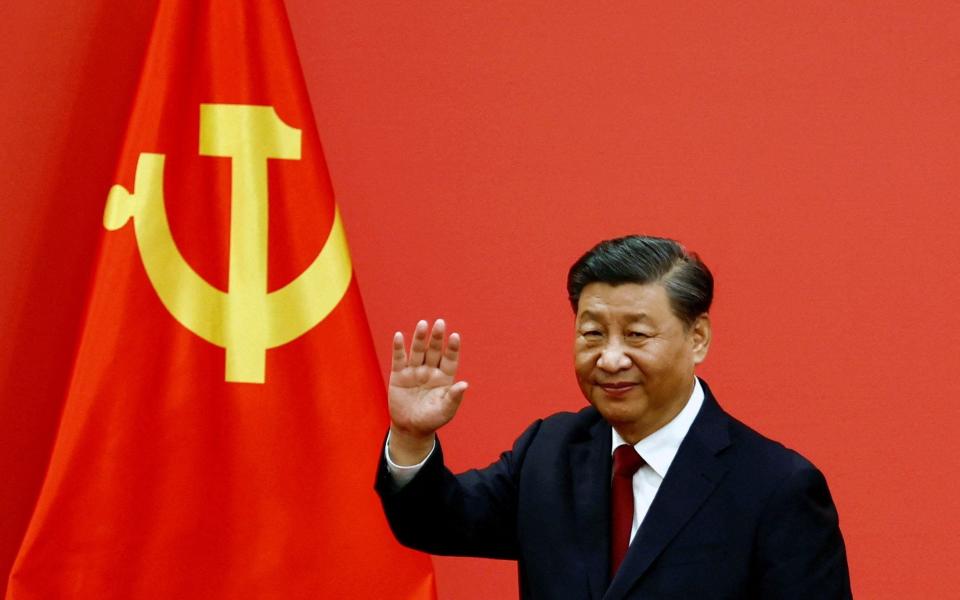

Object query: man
[376,236,852,599]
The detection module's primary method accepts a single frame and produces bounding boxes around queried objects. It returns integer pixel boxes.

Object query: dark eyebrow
[578,310,652,322]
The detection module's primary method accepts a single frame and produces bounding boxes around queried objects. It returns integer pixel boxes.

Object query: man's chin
[591,397,647,427]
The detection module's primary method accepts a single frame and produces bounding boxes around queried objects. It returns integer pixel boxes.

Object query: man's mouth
[597,382,638,397]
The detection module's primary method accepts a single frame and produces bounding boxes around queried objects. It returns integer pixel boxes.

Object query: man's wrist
[387,425,436,466]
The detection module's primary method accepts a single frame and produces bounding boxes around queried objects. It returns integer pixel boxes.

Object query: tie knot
[612,444,644,478]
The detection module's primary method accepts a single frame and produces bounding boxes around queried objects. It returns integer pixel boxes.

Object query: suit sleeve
[374,419,543,560]
[754,461,853,599]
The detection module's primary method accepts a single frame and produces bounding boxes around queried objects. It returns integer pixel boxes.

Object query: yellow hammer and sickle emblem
[103,104,352,384]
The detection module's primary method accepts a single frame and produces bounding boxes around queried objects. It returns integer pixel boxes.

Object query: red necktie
[610,444,644,579]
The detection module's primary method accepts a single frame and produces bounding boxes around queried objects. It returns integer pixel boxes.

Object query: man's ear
[690,313,711,364]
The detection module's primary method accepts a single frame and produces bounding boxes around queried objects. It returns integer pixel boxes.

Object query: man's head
[567,236,713,443]
[567,236,713,326]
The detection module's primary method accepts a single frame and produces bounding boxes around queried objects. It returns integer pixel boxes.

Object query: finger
[445,381,469,412]
[439,332,461,376]
[423,319,445,367]
[408,320,429,365]
[391,331,407,372]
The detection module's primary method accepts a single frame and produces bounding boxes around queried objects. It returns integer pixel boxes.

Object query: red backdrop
[2,1,959,598]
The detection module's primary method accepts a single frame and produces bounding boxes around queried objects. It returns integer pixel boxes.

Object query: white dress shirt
[613,377,704,543]
[385,433,436,487]
[386,376,705,545]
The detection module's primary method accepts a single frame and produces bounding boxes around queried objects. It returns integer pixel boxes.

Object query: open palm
[389,319,468,437]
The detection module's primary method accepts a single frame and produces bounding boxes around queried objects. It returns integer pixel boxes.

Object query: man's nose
[597,342,632,372]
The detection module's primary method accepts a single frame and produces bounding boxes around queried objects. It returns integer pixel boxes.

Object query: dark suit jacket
[376,380,852,599]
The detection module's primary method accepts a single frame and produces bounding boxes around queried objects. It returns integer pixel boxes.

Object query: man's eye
[581,330,602,338]
[627,331,651,338]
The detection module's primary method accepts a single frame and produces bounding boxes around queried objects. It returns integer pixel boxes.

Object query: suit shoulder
[722,413,821,480]
[536,405,603,435]
[505,406,603,454]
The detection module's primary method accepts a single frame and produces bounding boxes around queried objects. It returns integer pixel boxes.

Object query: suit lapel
[570,415,612,600]
[603,386,732,600]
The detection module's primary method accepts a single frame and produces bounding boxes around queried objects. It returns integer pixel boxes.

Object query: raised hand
[388,319,468,464]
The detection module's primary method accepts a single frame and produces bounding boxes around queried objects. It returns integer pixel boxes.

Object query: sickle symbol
[103,104,353,384]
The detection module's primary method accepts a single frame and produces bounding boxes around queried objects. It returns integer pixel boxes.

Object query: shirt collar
[610,377,705,479]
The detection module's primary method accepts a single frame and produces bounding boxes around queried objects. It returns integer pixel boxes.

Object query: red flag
[6,1,436,598]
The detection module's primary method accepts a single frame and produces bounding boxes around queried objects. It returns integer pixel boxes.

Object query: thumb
[446,381,469,409]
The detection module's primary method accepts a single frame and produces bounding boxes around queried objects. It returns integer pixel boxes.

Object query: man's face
[573,282,711,443]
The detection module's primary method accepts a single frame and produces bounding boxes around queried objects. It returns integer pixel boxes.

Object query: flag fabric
[6,1,436,598]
